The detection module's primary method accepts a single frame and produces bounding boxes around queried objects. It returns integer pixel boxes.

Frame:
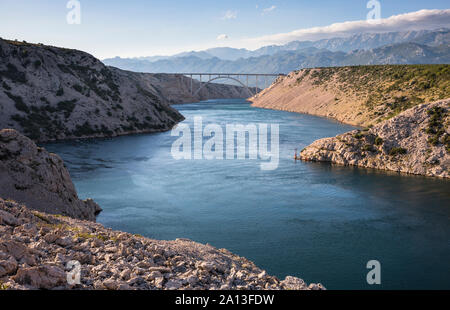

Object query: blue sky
[0,0,449,58]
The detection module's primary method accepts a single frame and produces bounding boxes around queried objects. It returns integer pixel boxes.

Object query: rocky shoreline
[300,100,449,178]
[250,65,449,178]
[0,197,324,290]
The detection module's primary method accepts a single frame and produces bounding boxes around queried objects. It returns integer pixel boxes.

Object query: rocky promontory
[0,197,324,290]
[0,129,101,221]
[300,100,449,178]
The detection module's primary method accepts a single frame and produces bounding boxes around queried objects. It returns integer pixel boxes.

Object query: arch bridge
[174,73,285,97]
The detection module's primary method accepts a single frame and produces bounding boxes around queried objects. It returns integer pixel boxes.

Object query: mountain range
[103,28,450,80]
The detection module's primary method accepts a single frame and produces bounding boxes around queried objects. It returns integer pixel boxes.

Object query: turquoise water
[44,99,450,290]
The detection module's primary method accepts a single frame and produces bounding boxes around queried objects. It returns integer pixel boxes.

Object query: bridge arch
[193,76,255,97]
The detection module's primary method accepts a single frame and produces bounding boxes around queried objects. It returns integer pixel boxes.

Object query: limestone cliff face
[251,65,450,127]
[300,100,449,178]
[0,39,249,143]
[0,129,101,221]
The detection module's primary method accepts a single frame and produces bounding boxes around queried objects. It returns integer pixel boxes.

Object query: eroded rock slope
[251,65,449,127]
[0,129,101,220]
[300,100,449,178]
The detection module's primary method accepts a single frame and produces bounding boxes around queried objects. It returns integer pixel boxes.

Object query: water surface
[45,99,450,289]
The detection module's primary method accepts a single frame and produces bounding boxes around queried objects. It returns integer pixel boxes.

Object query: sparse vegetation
[353,131,364,139]
[306,65,450,121]
[296,69,311,84]
[57,99,77,118]
[72,121,96,136]
[56,86,64,96]
[0,63,27,83]
[425,106,449,152]
[72,84,84,93]
[2,81,11,90]
[389,147,407,156]
[362,144,376,152]
[32,211,52,224]
[57,64,121,102]
[5,91,29,113]
[75,232,109,242]
[0,281,9,290]
[374,136,383,146]
[33,60,42,69]
[10,104,65,141]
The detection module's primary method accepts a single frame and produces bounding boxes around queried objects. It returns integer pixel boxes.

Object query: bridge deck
[173,73,285,76]
[167,73,286,96]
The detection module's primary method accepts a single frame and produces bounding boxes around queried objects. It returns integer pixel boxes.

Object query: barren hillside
[251,65,450,127]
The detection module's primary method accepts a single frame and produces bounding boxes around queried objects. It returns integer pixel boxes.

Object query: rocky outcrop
[0,129,101,221]
[300,100,449,178]
[0,38,184,142]
[251,65,450,127]
[0,198,325,290]
[0,39,249,143]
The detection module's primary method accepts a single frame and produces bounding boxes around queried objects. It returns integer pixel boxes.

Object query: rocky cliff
[0,39,249,143]
[0,129,101,221]
[300,100,449,178]
[251,65,450,127]
[0,198,324,290]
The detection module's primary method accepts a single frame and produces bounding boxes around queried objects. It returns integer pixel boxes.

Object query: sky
[0,0,449,59]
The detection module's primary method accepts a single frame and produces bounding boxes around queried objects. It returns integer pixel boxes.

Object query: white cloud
[243,9,450,48]
[216,34,229,40]
[221,10,237,20]
[262,5,276,16]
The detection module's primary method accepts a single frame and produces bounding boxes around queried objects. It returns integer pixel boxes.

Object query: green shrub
[57,99,77,118]
[33,60,42,68]
[2,81,11,90]
[56,87,64,96]
[0,281,9,290]
[0,63,27,83]
[40,97,50,104]
[426,106,447,149]
[353,132,364,139]
[389,147,407,156]
[443,134,450,153]
[5,91,29,113]
[72,84,84,93]
[374,137,383,146]
[72,121,96,136]
[362,144,376,152]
